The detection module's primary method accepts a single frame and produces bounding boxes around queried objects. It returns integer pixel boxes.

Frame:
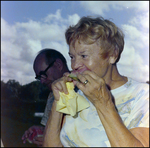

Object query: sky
[1,1,149,85]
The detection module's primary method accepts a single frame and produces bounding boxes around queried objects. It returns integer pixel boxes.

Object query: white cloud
[129,11,149,30]
[44,9,63,23]
[15,20,65,42]
[1,10,80,85]
[118,21,149,82]
[1,18,16,40]
[68,14,80,26]
[1,3,149,85]
[80,1,149,16]
[44,9,80,26]
[111,1,149,12]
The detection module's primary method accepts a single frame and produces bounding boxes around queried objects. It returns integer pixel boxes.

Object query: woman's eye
[81,55,87,58]
[69,55,73,59]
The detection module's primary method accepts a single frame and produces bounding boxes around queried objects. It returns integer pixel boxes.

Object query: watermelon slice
[69,67,91,82]
[27,127,43,143]
[68,73,80,82]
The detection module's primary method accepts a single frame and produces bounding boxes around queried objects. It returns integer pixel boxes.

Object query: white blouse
[60,77,149,147]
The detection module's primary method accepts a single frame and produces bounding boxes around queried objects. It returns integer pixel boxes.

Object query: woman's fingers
[52,76,73,101]
[63,72,70,77]
[75,70,112,106]
[82,70,100,81]
[75,70,103,90]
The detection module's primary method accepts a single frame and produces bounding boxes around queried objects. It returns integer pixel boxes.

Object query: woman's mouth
[69,67,91,81]
[71,67,91,74]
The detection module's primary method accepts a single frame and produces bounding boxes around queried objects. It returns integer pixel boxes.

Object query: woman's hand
[74,70,114,110]
[51,72,73,101]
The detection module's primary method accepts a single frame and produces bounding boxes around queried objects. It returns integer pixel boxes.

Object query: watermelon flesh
[27,127,44,143]
[69,67,91,81]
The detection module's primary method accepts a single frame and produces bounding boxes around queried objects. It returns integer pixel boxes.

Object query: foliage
[1,79,50,102]
[6,79,21,99]
[1,80,15,100]
[1,79,49,123]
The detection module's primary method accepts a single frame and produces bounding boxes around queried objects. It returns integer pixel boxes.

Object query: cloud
[1,10,80,85]
[43,9,80,26]
[1,3,149,85]
[44,9,63,23]
[80,1,149,16]
[1,18,16,39]
[117,20,149,82]
[67,14,80,26]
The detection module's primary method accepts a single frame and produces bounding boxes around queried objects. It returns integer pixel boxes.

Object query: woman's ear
[54,59,63,71]
[109,46,119,64]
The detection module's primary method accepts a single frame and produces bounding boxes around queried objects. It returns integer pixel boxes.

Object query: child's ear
[109,46,119,64]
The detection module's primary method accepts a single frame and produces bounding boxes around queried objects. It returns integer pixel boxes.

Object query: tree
[20,81,49,102]
[1,80,10,100]
[6,79,21,99]
[1,79,50,102]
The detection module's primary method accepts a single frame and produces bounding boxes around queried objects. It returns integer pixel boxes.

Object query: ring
[83,80,88,85]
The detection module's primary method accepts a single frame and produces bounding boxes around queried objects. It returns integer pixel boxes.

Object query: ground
[1,99,46,147]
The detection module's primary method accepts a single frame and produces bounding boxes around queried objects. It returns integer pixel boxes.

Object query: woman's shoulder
[125,77,149,91]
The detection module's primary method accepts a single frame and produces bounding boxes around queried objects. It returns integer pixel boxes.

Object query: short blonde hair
[65,16,124,63]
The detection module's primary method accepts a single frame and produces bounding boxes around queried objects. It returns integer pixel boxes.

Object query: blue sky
[1,1,149,85]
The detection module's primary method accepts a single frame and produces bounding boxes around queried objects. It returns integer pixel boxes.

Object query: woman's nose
[71,59,82,70]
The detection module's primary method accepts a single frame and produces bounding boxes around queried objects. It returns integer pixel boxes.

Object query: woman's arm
[43,75,71,147]
[42,100,63,147]
[130,127,149,147]
[96,104,148,147]
[75,71,149,147]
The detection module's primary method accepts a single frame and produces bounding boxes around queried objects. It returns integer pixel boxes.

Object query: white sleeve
[125,84,149,129]
[40,94,54,126]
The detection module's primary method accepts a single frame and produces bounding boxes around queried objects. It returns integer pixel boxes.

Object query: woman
[43,16,149,147]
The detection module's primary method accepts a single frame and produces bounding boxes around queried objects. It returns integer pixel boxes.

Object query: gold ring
[83,80,88,85]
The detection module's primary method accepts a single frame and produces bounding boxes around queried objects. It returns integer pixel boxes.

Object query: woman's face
[69,40,111,79]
